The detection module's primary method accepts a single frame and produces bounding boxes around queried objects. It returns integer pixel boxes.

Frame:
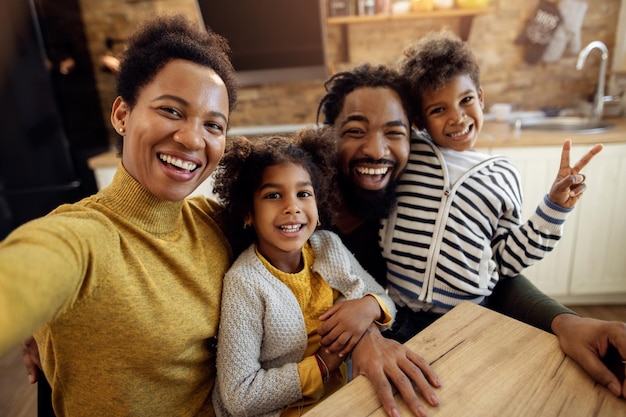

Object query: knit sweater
[213,230,395,417]
[0,164,232,416]
[380,134,571,312]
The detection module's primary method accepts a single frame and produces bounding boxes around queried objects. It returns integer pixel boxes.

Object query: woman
[0,15,237,416]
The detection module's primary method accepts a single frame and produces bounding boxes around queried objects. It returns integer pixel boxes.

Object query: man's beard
[337,171,399,220]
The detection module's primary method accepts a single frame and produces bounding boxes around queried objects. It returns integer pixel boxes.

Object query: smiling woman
[0,14,239,416]
[111,60,229,201]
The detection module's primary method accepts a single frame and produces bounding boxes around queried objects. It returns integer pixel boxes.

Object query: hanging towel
[516,0,563,64]
[543,0,588,62]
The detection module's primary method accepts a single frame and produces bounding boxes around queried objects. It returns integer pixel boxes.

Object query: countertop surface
[306,302,626,417]
[477,116,626,148]
[88,118,626,169]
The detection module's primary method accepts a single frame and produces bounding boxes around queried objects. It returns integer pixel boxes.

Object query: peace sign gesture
[547,139,604,209]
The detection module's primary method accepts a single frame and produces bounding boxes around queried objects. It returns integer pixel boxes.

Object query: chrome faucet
[576,40,609,123]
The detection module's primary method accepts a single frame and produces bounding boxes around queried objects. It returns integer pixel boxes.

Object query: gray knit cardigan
[212,230,396,417]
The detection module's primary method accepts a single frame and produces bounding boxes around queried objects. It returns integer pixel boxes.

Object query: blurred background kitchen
[1,0,626,415]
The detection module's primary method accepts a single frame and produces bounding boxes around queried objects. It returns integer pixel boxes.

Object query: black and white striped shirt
[380,134,571,312]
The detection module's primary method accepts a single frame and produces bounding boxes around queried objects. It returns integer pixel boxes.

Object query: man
[317,62,626,417]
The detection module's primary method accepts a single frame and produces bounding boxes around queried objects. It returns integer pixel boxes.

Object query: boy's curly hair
[399,29,480,117]
[212,126,339,256]
[317,62,414,126]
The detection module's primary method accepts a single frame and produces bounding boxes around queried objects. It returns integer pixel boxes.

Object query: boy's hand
[548,139,603,208]
[317,296,381,358]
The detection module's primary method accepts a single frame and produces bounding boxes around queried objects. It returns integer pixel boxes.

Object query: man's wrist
[551,312,580,336]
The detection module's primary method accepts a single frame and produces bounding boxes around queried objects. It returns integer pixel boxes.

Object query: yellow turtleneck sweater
[0,163,232,416]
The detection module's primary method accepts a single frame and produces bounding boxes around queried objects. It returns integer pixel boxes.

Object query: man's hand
[351,324,441,417]
[21,336,41,384]
[552,313,626,397]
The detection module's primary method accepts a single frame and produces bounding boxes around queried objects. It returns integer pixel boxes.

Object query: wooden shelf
[326,7,495,62]
[326,7,495,25]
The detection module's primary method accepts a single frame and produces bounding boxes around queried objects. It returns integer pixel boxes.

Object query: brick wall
[74,0,621,142]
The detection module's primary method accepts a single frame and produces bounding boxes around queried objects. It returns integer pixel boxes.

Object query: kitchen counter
[88,118,626,170]
[478,117,626,148]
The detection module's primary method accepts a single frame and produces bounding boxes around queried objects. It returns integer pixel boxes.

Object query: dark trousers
[38,372,56,417]
[382,306,443,344]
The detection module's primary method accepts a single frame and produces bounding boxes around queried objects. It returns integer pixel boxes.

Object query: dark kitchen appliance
[198,0,328,86]
[0,0,104,239]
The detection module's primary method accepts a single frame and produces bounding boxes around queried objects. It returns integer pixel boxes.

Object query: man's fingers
[370,373,403,417]
[404,350,442,390]
[386,368,429,417]
[21,337,41,384]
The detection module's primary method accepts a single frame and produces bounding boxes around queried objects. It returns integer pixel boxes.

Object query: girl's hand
[548,139,603,208]
[317,296,382,358]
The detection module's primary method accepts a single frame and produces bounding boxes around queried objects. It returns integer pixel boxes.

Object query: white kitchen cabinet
[568,143,626,297]
[489,143,626,303]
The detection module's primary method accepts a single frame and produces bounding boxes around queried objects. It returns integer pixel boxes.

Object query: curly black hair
[116,14,238,129]
[317,62,414,126]
[399,29,480,119]
[212,126,339,256]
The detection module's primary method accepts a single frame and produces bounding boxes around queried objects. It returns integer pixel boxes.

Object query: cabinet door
[492,146,578,296]
[569,143,626,294]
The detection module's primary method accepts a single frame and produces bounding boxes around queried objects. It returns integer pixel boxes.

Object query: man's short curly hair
[317,62,414,126]
[399,29,480,114]
[117,14,238,114]
[212,126,339,255]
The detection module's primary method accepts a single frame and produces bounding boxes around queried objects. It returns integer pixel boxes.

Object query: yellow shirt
[257,242,391,416]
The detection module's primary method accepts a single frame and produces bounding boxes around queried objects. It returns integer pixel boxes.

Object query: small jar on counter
[411,0,434,12]
[433,0,454,9]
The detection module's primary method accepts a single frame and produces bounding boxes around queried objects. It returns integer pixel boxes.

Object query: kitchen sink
[513,117,614,134]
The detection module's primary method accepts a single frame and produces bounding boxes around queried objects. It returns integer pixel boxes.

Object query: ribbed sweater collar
[99,163,185,235]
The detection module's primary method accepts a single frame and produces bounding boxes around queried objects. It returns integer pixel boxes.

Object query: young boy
[380,29,603,343]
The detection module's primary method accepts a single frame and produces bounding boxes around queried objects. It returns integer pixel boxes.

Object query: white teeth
[159,154,198,171]
[356,167,389,175]
[280,224,302,232]
[449,126,470,138]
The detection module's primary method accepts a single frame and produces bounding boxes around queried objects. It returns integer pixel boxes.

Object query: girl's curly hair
[212,126,339,256]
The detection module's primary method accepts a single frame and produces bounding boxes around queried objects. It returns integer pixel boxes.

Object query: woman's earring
[317,219,321,227]
[119,127,125,134]
[243,222,251,229]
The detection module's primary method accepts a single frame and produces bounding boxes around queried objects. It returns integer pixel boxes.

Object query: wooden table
[307,302,626,416]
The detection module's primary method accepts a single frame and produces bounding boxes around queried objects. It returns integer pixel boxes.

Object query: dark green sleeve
[486,274,578,333]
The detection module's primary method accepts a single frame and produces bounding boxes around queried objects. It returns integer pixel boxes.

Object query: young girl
[211,127,396,417]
